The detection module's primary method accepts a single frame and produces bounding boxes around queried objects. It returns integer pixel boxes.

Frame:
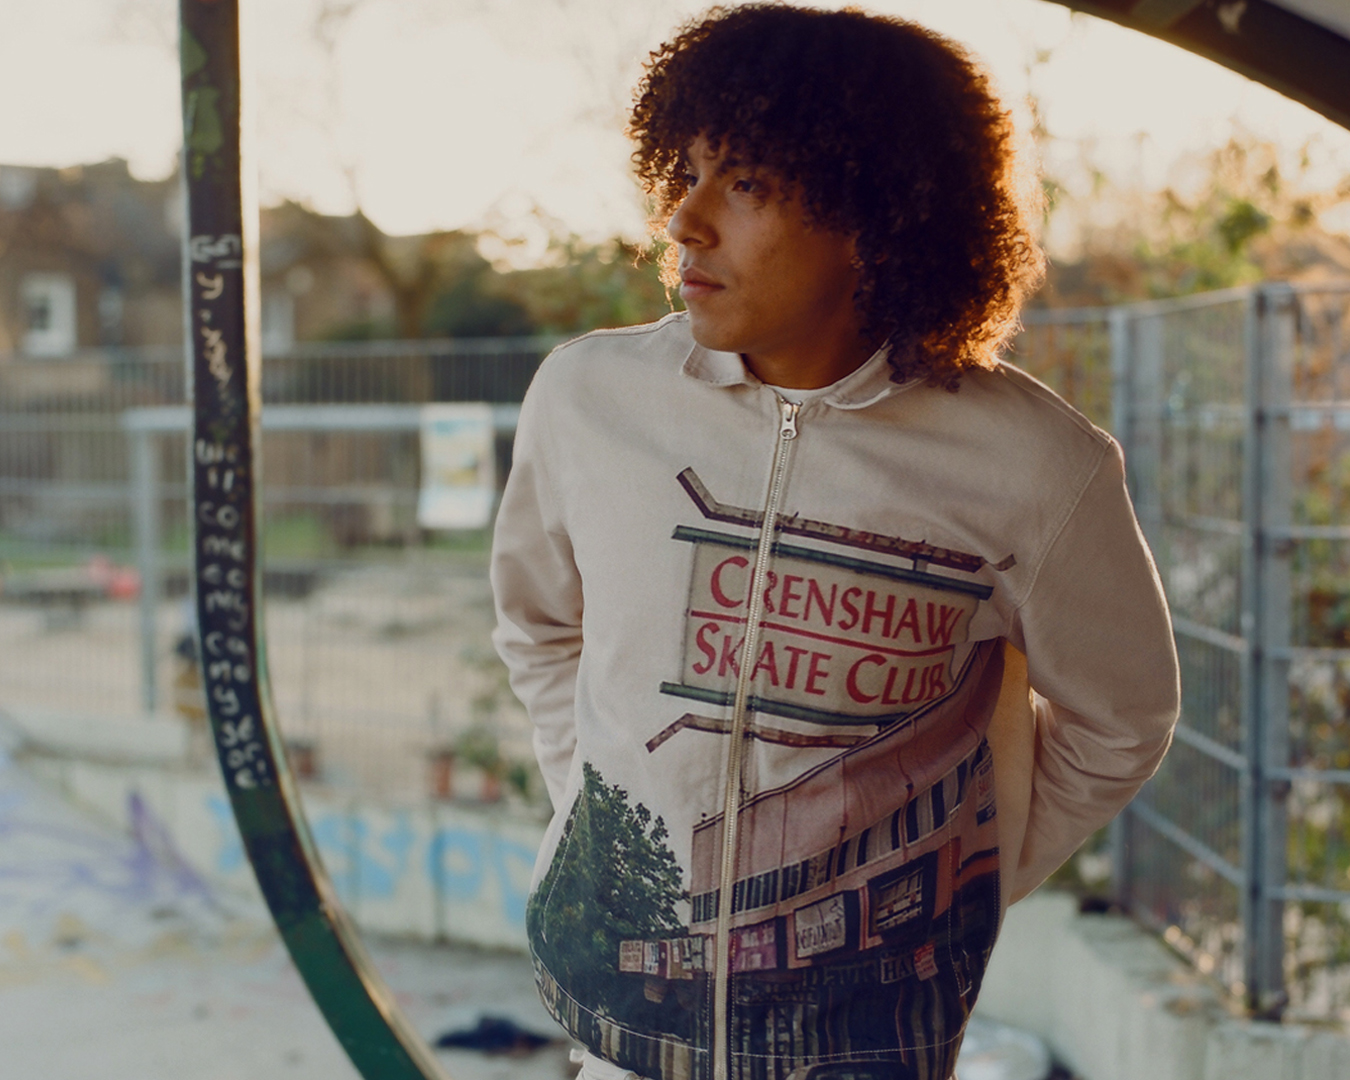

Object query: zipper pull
[779,399,800,441]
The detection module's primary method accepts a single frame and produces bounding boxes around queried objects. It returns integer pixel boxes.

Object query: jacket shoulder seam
[993,360,1112,447]
[1012,437,1112,610]
[548,312,686,356]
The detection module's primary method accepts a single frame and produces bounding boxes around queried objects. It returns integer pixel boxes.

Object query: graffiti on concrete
[0,757,228,951]
[205,794,537,931]
[428,825,536,926]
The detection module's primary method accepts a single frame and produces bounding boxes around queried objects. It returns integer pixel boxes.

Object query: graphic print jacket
[491,313,1179,1080]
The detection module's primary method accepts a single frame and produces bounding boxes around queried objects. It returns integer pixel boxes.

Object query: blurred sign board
[417,404,496,529]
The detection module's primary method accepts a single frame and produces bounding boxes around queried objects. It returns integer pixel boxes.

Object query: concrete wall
[978,891,1350,1080]
[22,752,545,951]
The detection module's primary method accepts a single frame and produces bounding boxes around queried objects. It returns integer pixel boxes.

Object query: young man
[492,7,1179,1080]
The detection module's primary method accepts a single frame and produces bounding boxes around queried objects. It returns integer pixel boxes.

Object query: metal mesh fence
[1111,294,1253,1002]
[1018,289,1350,1020]
[0,338,551,808]
[1011,309,1114,431]
[1279,287,1350,1019]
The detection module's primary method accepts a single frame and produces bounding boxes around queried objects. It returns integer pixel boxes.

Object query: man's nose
[668,189,713,248]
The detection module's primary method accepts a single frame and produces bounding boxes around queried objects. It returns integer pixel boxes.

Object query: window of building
[21,273,78,356]
[262,289,295,353]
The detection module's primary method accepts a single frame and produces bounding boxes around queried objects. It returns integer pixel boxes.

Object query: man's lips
[679,268,723,299]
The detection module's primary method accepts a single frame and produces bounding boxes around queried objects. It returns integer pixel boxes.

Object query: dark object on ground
[432,1014,557,1055]
[1078,894,1123,916]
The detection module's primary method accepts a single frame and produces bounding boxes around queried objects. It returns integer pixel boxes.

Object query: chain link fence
[1021,287,1350,1023]
[0,338,551,807]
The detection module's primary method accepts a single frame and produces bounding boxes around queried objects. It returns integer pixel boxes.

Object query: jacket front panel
[493,314,1179,1080]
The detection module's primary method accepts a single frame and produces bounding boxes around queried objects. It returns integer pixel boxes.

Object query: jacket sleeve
[1008,438,1180,900]
[490,371,584,809]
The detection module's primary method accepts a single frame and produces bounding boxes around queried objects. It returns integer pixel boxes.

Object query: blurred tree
[498,234,675,336]
[1036,134,1350,307]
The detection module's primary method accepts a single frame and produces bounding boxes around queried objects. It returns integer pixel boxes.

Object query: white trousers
[572,1048,650,1080]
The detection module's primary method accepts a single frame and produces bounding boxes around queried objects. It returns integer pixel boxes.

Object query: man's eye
[731,177,762,194]
[681,172,698,188]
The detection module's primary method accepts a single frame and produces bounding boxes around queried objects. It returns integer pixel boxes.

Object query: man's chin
[685,315,743,356]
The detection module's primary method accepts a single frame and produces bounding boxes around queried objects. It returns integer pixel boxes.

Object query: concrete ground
[0,745,574,1080]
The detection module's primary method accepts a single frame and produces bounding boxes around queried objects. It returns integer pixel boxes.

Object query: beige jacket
[492,312,1178,1080]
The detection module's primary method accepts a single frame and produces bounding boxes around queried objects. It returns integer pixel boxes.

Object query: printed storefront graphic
[527,470,1011,1080]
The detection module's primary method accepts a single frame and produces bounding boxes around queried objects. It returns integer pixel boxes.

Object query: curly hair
[628,3,1045,388]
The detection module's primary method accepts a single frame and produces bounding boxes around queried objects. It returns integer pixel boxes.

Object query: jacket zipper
[712,396,799,1080]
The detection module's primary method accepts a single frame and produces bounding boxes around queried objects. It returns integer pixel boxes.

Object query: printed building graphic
[529,470,1013,1080]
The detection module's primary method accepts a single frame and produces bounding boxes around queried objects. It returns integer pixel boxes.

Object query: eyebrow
[674,149,769,184]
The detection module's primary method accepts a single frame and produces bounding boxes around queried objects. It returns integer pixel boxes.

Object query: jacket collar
[681,339,917,410]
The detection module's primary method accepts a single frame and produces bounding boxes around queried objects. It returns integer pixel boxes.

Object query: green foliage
[320,315,400,342]
[1216,198,1272,255]
[423,527,493,555]
[259,512,337,559]
[498,235,676,336]
[1294,450,1350,648]
[424,280,532,338]
[453,722,504,774]
[1045,825,1113,896]
[1037,134,1350,308]
[527,762,686,1018]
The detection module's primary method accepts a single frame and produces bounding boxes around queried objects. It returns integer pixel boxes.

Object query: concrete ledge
[977,891,1350,1080]
[0,708,189,765]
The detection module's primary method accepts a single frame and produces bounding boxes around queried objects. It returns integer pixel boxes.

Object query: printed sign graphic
[656,469,998,733]
[417,403,496,529]
[664,529,986,725]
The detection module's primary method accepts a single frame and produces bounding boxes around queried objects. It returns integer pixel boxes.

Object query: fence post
[1242,284,1294,1017]
[130,424,161,714]
[1108,305,1136,906]
[1130,312,1168,576]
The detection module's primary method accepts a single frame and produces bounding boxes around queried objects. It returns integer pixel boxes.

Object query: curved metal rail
[178,3,449,1076]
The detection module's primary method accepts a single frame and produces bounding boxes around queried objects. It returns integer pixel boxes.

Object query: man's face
[669,135,866,387]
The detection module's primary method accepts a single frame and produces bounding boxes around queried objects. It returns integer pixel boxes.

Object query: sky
[2,0,1349,255]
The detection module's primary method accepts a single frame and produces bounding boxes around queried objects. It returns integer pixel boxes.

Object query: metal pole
[1108,305,1135,907]
[1257,284,1294,1017]
[131,426,162,713]
[178,3,449,1076]
[1241,285,1292,1018]
[1108,307,1133,453]
[1132,312,1166,562]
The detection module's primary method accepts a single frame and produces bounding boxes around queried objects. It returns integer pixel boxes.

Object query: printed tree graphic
[528,762,687,1026]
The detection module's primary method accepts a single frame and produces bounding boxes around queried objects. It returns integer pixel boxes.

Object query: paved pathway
[0,743,572,1080]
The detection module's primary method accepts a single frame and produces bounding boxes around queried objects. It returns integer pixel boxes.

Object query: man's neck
[742,334,877,390]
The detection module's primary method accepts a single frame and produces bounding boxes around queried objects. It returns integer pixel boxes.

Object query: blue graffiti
[429,827,536,928]
[307,814,352,901]
[490,837,537,927]
[127,791,217,907]
[203,790,540,930]
[308,812,416,902]
[377,813,416,893]
[428,827,487,901]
